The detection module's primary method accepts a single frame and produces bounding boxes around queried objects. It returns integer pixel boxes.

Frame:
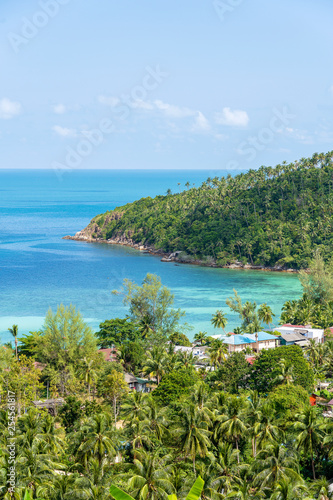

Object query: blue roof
[223,335,256,345]
[245,332,279,341]
[223,332,279,345]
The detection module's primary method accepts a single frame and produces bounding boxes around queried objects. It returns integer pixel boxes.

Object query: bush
[152,369,199,405]
[250,345,314,393]
[268,384,310,420]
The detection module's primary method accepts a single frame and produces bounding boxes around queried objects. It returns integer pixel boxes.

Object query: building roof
[99,348,117,362]
[280,332,306,342]
[245,332,279,342]
[223,335,256,345]
[282,324,307,328]
[296,340,309,347]
[124,373,137,384]
[223,332,278,346]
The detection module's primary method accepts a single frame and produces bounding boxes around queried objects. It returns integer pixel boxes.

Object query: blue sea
[0,169,302,343]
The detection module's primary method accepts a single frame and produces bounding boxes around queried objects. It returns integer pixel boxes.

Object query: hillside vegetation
[80,151,333,269]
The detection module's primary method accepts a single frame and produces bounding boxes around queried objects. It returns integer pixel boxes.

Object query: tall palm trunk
[235,439,240,464]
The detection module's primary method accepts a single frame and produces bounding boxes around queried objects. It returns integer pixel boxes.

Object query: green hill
[74,151,333,269]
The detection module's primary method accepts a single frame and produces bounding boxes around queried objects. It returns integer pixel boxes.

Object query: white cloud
[0,98,22,119]
[154,99,194,118]
[192,111,210,132]
[98,95,120,107]
[52,125,77,138]
[53,104,67,114]
[131,99,154,110]
[215,107,249,127]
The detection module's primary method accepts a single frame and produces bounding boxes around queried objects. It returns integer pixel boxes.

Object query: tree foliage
[82,151,333,268]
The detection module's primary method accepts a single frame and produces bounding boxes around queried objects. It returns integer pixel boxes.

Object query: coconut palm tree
[176,404,212,473]
[252,443,302,490]
[246,390,263,458]
[79,357,98,400]
[257,304,275,328]
[310,476,333,500]
[122,390,150,422]
[8,324,18,359]
[225,479,264,499]
[270,478,309,500]
[114,451,175,500]
[78,413,117,468]
[194,331,208,346]
[214,395,248,463]
[211,311,228,334]
[272,359,294,386]
[208,339,228,369]
[255,403,282,452]
[143,396,169,441]
[293,406,325,480]
[142,346,167,385]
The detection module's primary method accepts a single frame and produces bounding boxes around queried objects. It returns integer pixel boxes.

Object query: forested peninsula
[68,151,333,270]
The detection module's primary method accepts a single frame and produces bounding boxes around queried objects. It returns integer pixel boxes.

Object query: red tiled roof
[282,324,306,328]
[99,348,117,362]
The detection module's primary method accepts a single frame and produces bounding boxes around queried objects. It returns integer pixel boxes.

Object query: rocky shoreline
[63,232,298,273]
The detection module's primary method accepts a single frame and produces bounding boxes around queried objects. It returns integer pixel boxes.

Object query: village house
[279,332,309,347]
[99,347,118,362]
[124,373,152,393]
[273,324,324,344]
[222,332,279,354]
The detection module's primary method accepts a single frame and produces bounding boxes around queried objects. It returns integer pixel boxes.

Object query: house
[173,345,210,361]
[273,324,324,344]
[279,332,309,347]
[99,347,117,362]
[124,373,151,393]
[222,332,279,354]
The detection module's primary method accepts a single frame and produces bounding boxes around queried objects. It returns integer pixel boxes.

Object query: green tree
[293,406,325,480]
[250,345,314,393]
[207,352,251,393]
[79,356,99,400]
[78,413,117,467]
[176,404,211,473]
[169,332,192,346]
[36,305,98,396]
[114,451,175,500]
[102,369,128,423]
[193,331,208,346]
[119,274,186,342]
[252,443,302,490]
[142,345,167,385]
[214,395,248,462]
[95,317,140,348]
[8,324,18,359]
[211,311,228,334]
[152,370,199,406]
[268,384,310,420]
[257,303,275,327]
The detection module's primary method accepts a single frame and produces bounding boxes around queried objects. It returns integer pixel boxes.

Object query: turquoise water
[0,169,302,343]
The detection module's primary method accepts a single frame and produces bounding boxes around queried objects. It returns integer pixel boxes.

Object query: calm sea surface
[0,169,302,343]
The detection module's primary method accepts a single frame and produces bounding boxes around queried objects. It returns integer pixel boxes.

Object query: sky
[0,0,333,170]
